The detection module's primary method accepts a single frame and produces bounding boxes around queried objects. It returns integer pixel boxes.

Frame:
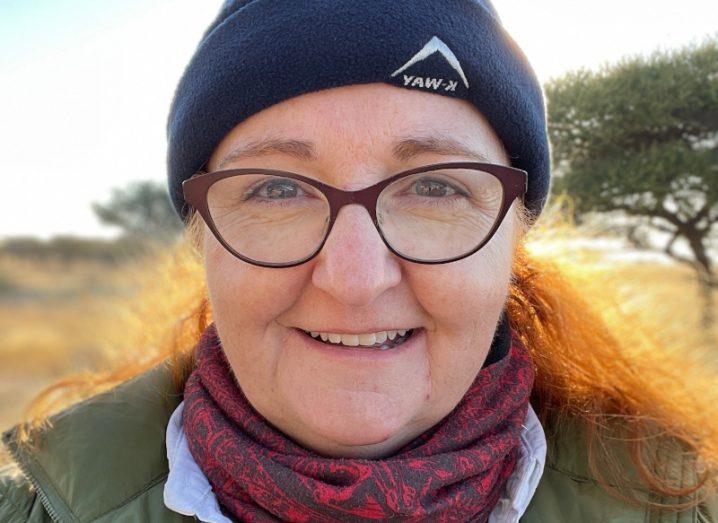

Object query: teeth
[357,333,376,345]
[342,334,359,346]
[305,328,413,347]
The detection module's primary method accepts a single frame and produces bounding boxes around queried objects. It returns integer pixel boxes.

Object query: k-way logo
[390,36,469,92]
[400,75,459,92]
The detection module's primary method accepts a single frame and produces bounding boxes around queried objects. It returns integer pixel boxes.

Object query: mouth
[297,328,418,351]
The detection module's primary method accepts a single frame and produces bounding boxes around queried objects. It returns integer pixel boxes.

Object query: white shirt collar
[164,401,546,523]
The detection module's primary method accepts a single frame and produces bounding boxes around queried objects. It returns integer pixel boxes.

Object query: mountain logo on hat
[390,36,470,92]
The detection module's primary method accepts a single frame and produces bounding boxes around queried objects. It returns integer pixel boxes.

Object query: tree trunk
[685,231,716,334]
[697,275,716,333]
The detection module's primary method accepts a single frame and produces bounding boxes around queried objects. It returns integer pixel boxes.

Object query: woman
[2,1,717,521]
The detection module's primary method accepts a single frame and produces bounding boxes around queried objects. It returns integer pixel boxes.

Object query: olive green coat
[1,363,716,522]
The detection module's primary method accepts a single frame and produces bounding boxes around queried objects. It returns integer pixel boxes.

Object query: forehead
[207,83,509,171]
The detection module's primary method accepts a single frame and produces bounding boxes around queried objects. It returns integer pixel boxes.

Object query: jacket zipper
[3,436,65,523]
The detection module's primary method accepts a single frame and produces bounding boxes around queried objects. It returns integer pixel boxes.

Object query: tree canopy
[545,38,718,326]
[92,181,182,243]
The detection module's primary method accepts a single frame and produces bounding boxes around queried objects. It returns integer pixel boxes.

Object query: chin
[285,387,419,457]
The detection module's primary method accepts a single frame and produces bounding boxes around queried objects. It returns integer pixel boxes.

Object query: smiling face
[199,83,522,458]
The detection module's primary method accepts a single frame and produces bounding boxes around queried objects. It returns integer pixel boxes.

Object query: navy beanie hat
[166,0,551,223]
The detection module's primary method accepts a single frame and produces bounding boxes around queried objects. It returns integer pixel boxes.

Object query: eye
[411,177,463,197]
[242,178,307,202]
[250,179,301,200]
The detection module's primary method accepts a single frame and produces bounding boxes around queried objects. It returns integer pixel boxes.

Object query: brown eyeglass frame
[182,161,527,268]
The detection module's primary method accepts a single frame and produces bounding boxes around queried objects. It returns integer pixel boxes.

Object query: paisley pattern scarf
[182,322,534,522]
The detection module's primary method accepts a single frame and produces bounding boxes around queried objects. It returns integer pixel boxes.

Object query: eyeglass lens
[206,168,504,265]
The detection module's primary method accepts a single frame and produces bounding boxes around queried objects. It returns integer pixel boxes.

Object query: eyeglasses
[182,162,527,268]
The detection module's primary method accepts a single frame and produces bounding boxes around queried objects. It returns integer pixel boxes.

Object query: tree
[92,181,183,244]
[546,38,718,329]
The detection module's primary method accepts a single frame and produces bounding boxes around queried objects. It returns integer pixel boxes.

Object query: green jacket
[1,362,716,523]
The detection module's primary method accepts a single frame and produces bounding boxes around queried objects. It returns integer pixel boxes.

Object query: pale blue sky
[1,0,716,239]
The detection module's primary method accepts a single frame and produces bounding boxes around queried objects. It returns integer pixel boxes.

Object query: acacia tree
[92,181,183,245]
[546,38,718,328]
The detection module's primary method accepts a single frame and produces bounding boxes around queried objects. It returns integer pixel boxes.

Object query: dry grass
[524,204,717,359]
[0,240,207,464]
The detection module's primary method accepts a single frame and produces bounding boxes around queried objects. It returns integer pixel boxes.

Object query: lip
[291,327,425,361]
[295,327,419,335]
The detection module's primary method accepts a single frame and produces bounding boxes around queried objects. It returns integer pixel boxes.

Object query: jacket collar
[2,362,182,522]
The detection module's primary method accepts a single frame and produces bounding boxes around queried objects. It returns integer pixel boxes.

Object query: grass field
[0,224,716,467]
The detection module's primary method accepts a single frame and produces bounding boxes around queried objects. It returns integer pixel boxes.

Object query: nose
[311,204,402,307]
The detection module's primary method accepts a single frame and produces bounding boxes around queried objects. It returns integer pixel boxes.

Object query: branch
[688,202,714,231]
[692,202,711,225]
[655,206,687,228]
[624,224,698,271]
[663,231,699,269]
[649,220,678,234]
[612,203,685,229]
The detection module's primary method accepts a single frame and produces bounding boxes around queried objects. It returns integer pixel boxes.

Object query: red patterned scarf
[182,322,534,522]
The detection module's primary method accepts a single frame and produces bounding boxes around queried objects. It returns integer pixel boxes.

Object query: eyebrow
[392,136,492,163]
[217,138,316,169]
[216,134,491,169]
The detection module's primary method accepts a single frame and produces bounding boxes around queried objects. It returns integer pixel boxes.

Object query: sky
[1,0,716,239]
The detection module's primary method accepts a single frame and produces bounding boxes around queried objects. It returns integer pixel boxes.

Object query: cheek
[201,234,304,372]
[408,235,513,333]
[403,226,514,403]
[203,231,302,315]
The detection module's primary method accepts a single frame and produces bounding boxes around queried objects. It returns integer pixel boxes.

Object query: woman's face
[202,83,519,458]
